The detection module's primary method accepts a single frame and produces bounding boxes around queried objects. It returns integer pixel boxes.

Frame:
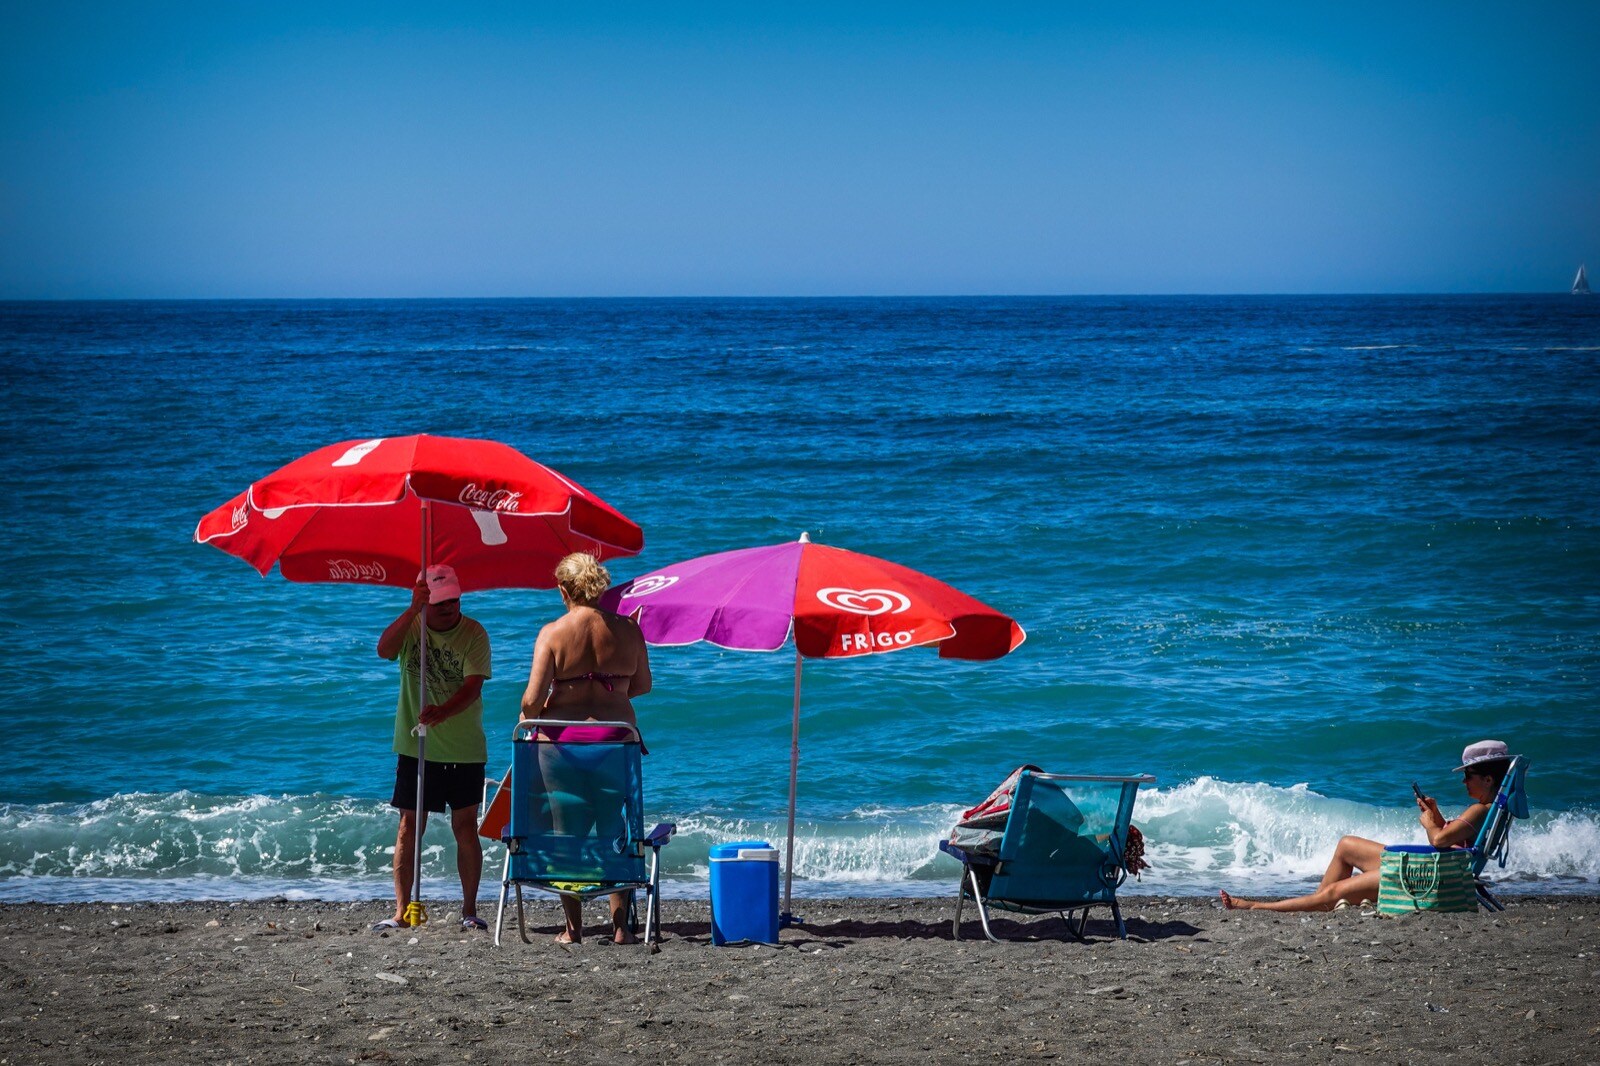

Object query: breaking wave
[1,781,1595,901]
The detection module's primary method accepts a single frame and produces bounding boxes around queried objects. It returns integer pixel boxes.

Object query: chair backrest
[990,772,1153,906]
[1468,755,1529,877]
[504,720,647,885]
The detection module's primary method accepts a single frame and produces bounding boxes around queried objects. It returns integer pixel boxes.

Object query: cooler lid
[709,840,778,861]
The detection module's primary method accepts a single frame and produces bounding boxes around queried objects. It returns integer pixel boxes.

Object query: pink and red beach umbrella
[196,433,643,924]
[600,533,1025,921]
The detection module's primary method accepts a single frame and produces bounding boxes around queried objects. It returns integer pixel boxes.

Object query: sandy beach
[1,895,1595,1064]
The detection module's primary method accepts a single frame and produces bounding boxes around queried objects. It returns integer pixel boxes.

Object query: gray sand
[1,896,1596,1064]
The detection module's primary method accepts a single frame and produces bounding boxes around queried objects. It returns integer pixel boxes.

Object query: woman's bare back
[528,606,651,722]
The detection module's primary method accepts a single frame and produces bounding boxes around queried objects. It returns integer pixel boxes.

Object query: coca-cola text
[326,559,388,582]
[458,483,523,513]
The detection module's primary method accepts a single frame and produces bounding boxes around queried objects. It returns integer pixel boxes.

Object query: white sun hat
[1454,739,1510,772]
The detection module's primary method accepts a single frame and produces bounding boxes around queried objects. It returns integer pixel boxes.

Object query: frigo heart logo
[624,575,680,597]
[815,587,912,616]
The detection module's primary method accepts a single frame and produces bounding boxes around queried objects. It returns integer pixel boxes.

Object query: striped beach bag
[1376,845,1476,915]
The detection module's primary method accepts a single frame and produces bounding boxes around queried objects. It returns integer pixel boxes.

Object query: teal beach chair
[492,719,674,946]
[940,771,1155,941]
[1467,755,1530,911]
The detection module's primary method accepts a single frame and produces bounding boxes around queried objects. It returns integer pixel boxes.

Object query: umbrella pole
[405,500,432,927]
[782,646,802,928]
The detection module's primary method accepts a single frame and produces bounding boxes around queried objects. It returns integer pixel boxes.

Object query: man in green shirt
[374,564,492,931]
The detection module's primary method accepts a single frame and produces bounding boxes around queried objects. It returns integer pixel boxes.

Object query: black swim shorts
[391,755,487,814]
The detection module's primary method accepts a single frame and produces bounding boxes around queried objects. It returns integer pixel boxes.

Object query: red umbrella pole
[404,501,432,927]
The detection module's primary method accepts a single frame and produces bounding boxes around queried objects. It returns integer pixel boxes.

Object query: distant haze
[1,3,1596,298]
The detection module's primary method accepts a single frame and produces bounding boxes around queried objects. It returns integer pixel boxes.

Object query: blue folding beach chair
[1466,755,1530,911]
[940,771,1154,941]
[491,719,674,946]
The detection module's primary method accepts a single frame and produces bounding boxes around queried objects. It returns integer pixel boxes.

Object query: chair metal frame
[941,771,1155,942]
[491,719,674,947]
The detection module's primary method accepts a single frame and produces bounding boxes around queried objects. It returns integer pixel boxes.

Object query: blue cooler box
[709,840,780,945]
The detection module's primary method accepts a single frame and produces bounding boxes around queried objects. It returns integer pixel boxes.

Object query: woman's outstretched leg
[1317,836,1383,891]
[1221,835,1384,911]
[1222,870,1379,912]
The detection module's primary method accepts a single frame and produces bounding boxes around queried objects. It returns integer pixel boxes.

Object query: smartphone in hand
[1411,782,1426,803]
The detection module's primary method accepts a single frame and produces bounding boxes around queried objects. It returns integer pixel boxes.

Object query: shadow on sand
[638,913,1204,947]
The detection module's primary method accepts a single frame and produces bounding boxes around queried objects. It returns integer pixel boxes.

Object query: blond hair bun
[555,552,611,605]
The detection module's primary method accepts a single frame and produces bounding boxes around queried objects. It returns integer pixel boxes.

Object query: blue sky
[2,3,1596,297]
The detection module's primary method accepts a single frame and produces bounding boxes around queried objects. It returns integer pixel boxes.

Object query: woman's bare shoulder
[603,609,644,636]
[537,613,580,641]
[1452,801,1493,830]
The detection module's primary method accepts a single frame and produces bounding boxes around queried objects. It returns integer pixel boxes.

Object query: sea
[1,296,1596,903]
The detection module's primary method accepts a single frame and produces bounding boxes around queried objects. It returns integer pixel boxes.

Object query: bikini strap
[554,671,616,692]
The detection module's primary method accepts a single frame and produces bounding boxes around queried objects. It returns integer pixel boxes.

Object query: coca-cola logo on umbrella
[623,575,680,598]
[457,483,524,513]
[326,559,387,582]
[815,587,912,616]
[331,438,385,467]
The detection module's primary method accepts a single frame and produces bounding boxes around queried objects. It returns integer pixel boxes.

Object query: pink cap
[422,565,461,603]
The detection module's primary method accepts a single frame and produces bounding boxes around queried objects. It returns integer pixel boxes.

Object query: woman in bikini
[1219,740,1512,912]
[521,552,653,944]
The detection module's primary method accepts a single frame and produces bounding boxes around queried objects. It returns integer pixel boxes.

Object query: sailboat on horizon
[1575,263,1592,295]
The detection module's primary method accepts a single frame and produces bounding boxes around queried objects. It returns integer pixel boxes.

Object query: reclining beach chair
[940,771,1154,941]
[1466,755,1530,911]
[488,719,674,946]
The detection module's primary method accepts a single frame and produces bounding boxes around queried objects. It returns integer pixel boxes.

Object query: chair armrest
[644,822,676,847]
[939,840,997,867]
[482,776,502,805]
[1031,772,1157,786]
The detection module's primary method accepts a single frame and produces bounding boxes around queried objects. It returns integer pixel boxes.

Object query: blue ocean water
[1,296,1596,902]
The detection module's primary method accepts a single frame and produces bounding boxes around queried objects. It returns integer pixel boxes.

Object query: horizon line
[1,290,1589,304]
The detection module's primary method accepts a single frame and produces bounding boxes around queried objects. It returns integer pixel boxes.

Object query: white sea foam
[670,805,961,884]
[1,783,1595,901]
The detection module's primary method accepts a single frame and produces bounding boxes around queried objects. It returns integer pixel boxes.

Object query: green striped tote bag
[1376,845,1476,914]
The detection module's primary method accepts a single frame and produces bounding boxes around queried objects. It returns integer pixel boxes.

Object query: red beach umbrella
[600,533,1024,921]
[196,434,642,589]
[196,433,644,925]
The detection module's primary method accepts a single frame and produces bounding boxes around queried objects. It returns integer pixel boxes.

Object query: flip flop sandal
[460,916,488,931]
[371,918,406,932]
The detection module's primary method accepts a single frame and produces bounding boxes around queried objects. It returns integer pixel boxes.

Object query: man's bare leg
[391,808,428,923]
[450,806,483,922]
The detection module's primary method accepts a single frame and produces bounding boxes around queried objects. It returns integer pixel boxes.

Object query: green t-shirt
[389,615,492,764]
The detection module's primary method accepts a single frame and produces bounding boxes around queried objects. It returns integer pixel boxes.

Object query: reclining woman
[521,552,653,943]
[1219,740,1512,912]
